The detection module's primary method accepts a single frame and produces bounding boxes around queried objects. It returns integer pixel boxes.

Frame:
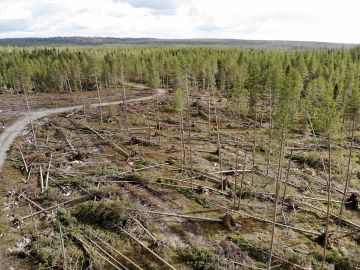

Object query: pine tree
[339,85,360,217]
[268,67,302,270]
[311,81,341,270]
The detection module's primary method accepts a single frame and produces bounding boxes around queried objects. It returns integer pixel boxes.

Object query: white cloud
[0,0,359,43]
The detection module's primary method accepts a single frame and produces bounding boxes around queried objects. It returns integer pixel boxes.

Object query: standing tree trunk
[95,76,103,127]
[234,138,240,208]
[237,150,247,210]
[268,125,285,270]
[23,87,37,146]
[121,84,130,137]
[280,149,293,217]
[77,66,86,114]
[339,117,355,217]
[267,87,273,176]
[251,107,257,186]
[320,136,332,270]
[120,70,131,137]
[156,95,161,144]
[180,111,185,171]
[214,96,223,191]
[187,98,193,188]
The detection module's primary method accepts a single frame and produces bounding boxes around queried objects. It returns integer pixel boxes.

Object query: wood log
[95,236,144,270]
[118,227,177,270]
[83,124,130,158]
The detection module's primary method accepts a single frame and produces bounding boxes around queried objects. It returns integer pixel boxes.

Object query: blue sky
[0,0,359,43]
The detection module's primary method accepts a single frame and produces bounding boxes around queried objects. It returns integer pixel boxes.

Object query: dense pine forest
[2,46,360,130]
[1,45,360,270]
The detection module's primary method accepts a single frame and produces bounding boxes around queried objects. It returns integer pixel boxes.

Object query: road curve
[0,87,164,269]
[0,88,165,171]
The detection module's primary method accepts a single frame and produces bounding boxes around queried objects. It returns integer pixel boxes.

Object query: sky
[0,0,359,43]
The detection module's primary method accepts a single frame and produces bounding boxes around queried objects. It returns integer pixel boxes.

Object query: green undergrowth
[227,234,316,269]
[177,187,212,208]
[74,198,128,227]
[179,246,227,270]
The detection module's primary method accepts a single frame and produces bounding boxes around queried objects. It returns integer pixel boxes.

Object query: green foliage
[74,199,128,227]
[57,208,75,226]
[310,250,360,270]
[179,246,227,270]
[171,89,186,113]
[31,234,63,267]
[133,159,153,169]
[309,79,341,137]
[227,235,268,262]
[177,188,212,208]
[274,67,302,131]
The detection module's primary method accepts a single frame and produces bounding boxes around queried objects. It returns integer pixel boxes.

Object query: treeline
[1,46,360,123]
[0,37,354,48]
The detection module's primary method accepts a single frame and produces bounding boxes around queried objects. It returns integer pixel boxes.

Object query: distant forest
[0,37,356,49]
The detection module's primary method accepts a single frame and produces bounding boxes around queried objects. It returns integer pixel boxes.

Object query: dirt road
[0,88,164,269]
[0,88,164,171]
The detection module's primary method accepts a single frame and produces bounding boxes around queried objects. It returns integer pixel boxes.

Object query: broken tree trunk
[320,136,332,270]
[268,125,285,270]
[125,208,224,223]
[59,224,67,270]
[83,124,129,158]
[74,235,124,270]
[340,117,355,217]
[23,86,37,145]
[213,94,223,191]
[21,195,92,221]
[95,76,103,127]
[280,150,293,216]
[237,150,248,210]
[118,227,177,270]
[213,203,321,236]
[19,148,28,173]
[85,236,129,270]
[133,217,157,242]
[39,165,44,193]
[45,153,52,191]
[95,236,144,270]
[251,107,257,186]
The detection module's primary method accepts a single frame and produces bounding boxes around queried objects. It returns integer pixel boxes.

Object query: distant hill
[0,37,356,49]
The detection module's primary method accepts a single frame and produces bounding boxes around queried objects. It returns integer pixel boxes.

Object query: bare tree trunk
[180,111,185,171]
[251,107,257,186]
[95,76,103,127]
[234,138,240,208]
[23,87,36,145]
[45,154,52,191]
[77,66,86,114]
[148,113,152,140]
[59,223,67,270]
[267,87,273,176]
[156,95,161,144]
[188,98,193,189]
[208,95,212,146]
[320,136,332,270]
[28,203,37,233]
[121,83,130,137]
[237,150,247,210]
[268,125,285,270]
[214,97,223,191]
[39,165,44,193]
[280,149,293,217]
[340,117,355,217]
